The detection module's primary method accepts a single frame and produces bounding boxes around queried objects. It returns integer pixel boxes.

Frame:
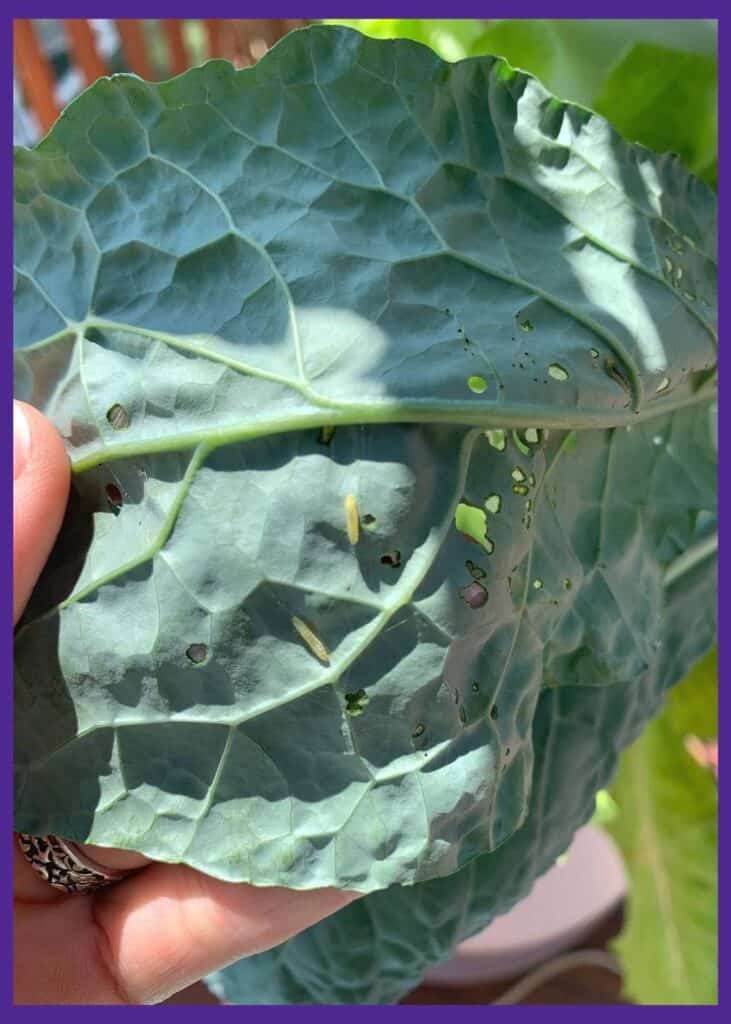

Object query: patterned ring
[17,833,130,895]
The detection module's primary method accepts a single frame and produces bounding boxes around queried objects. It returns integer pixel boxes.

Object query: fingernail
[13,402,31,480]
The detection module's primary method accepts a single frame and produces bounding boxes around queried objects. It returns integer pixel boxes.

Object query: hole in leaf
[186,643,208,664]
[513,430,531,456]
[485,494,502,514]
[466,560,486,580]
[412,723,425,739]
[105,483,123,512]
[485,429,507,451]
[455,503,490,550]
[380,550,401,568]
[361,513,377,526]
[548,363,569,382]
[460,581,488,608]
[345,689,369,716]
[106,403,130,430]
[490,705,499,720]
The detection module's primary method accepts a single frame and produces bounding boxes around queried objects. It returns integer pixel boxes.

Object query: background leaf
[594,44,717,188]
[474,20,717,109]
[605,648,718,1004]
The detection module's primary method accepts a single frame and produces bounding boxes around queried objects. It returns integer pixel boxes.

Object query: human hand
[13,400,357,1004]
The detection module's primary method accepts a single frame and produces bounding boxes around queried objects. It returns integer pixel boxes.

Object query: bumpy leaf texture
[13,26,716,1003]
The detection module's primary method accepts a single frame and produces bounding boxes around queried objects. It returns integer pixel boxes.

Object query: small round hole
[380,550,401,568]
[186,643,208,664]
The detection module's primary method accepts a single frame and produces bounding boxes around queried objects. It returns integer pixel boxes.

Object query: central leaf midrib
[69,382,716,475]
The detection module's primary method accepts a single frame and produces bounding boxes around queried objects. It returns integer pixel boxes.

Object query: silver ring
[17,833,130,895]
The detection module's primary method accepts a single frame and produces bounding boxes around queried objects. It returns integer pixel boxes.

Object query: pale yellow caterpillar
[344,493,359,545]
[292,616,331,665]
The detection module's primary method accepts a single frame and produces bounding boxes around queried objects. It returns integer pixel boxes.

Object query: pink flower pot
[423,825,627,986]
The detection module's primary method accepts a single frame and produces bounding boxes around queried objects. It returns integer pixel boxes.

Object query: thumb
[13,401,70,625]
[13,401,150,897]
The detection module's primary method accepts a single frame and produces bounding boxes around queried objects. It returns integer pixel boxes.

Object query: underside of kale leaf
[13,26,717,898]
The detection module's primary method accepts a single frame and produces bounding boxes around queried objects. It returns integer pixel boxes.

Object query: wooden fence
[14,19,309,135]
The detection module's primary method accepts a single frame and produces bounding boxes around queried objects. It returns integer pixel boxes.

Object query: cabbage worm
[344,494,359,545]
[292,616,330,664]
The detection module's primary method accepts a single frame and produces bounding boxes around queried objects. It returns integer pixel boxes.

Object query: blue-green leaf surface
[13,26,716,998]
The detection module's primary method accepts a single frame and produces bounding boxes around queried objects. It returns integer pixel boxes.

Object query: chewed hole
[345,689,369,716]
[460,581,488,608]
[485,494,501,514]
[381,550,401,568]
[106,403,130,430]
[486,429,507,451]
[361,513,377,526]
[105,483,123,512]
[490,704,499,720]
[186,643,208,664]
[548,363,569,382]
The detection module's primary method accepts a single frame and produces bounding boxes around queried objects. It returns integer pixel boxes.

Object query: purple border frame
[4,5,723,1016]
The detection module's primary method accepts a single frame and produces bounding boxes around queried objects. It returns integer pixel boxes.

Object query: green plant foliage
[594,44,717,188]
[324,18,489,62]
[13,25,716,1003]
[606,648,717,1004]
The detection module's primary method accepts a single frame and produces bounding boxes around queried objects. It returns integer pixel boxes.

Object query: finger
[94,863,360,1004]
[14,837,152,904]
[13,401,70,624]
[12,404,151,893]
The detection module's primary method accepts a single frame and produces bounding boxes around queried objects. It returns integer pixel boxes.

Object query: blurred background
[13,17,718,1007]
